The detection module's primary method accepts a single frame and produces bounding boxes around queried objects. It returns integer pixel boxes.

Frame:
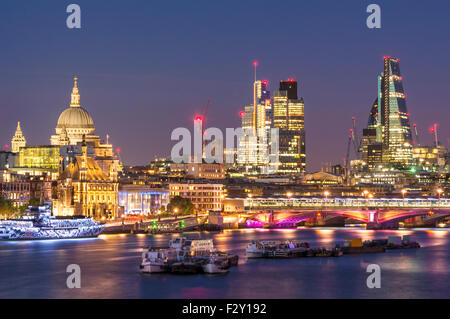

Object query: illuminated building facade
[54,141,118,219]
[238,80,273,174]
[148,158,172,175]
[169,182,223,212]
[118,184,169,215]
[360,57,413,171]
[378,57,413,167]
[272,79,305,174]
[0,176,30,208]
[171,162,225,179]
[11,122,26,153]
[13,145,78,179]
[413,146,446,172]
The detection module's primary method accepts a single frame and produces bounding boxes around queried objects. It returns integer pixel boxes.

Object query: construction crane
[413,123,420,146]
[344,129,353,185]
[201,100,211,156]
[202,99,210,127]
[351,116,362,159]
[430,123,439,148]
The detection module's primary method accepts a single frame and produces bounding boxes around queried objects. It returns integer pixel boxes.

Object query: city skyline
[1,1,450,171]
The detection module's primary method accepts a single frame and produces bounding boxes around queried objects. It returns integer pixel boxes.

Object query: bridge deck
[242,197,450,210]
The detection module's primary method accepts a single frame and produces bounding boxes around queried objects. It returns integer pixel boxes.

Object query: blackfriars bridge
[225,197,450,229]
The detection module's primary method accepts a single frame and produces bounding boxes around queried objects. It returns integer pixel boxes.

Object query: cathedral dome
[56,106,94,129]
[56,77,94,129]
[51,77,98,146]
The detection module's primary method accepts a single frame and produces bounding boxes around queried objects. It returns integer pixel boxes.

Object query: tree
[19,197,41,216]
[167,196,194,216]
[0,196,15,219]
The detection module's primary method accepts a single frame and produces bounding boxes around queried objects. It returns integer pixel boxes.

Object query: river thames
[0,228,449,299]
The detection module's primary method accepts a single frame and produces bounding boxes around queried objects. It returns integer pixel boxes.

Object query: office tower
[254,80,272,135]
[361,99,382,168]
[272,79,305,174]
[378,56,413,167]
[362,57,413,170]
[238,78,273,174]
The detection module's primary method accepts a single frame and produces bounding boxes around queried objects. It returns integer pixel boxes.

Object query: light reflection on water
[0,228,449,298]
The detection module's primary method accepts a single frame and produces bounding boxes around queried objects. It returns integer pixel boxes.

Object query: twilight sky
[0,0,449,172]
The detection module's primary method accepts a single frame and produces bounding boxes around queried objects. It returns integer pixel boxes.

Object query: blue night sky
[0,0,449,171]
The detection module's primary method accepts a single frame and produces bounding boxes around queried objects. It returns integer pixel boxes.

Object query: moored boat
[140,248,177,273]
[140,237,239,274]
[202,256,229,274]
[246,240,310,258]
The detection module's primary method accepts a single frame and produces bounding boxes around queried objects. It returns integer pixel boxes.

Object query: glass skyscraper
[378,56,413,167]
[362,57,413,170]
[238,80,272,174]
[272,79,305,174]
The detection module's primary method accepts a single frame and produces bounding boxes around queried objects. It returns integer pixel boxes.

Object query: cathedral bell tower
[11,121,27,153]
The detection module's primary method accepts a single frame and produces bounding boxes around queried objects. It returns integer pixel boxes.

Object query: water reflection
[0,228,448,298]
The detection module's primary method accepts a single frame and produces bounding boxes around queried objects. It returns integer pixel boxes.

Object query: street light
[437,188,443,201]
[401,189,407,200]
[323,191,330,199]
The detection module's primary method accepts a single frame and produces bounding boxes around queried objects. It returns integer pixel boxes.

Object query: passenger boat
[0,203,104,240]
[246,240,310,258]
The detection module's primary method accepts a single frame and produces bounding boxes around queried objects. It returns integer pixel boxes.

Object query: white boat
[140,248,177,273]
[246,240,310,258]
[202,256,229,274]
[140,237,239,274]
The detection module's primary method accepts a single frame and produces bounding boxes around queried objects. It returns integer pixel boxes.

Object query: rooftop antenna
[253,60,258,84]
[252,61,258,135]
